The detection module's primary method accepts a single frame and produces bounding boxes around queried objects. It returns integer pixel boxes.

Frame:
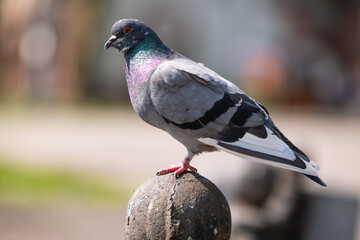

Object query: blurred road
[0,107,359,239]
[0,204,124,240]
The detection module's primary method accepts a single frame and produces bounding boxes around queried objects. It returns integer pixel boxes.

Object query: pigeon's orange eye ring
[124,27,132,34]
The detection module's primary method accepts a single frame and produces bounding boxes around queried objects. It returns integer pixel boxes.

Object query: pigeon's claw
[174,162,197,178]
[156,162,197,177]
[156,154,196,177]
[156,165,181,176]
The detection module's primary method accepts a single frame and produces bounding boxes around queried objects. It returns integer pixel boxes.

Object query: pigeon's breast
[125,57,168,129]
[126,57,166,100]
[129,80,167,130]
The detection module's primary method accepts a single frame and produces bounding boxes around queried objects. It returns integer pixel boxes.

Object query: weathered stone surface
[125,172,231,240]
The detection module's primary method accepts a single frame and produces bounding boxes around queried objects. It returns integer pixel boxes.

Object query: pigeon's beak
[104,35,117,50]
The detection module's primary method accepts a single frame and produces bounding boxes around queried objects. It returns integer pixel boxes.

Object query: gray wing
[149,58,266,136]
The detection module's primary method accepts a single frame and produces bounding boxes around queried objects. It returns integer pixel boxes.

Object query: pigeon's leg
[156,152,197,177]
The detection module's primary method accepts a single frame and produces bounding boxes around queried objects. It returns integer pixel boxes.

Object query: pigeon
[105,19,326,186]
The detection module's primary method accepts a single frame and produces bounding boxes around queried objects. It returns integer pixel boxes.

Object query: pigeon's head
[104,19,157,53]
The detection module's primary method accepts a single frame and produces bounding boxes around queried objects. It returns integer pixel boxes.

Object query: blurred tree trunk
[0,0,101,103]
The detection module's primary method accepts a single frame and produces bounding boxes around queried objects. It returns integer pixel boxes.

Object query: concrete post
[125,171,231,240]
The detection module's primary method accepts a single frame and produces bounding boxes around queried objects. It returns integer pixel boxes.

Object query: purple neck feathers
[125,54,167,99]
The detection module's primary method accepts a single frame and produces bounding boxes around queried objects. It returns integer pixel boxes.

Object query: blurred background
[0,0,359,239]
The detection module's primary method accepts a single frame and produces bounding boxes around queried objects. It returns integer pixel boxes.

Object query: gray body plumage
[105,19,326,186]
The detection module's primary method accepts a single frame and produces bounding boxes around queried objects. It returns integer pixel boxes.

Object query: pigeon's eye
[124,27,132,34]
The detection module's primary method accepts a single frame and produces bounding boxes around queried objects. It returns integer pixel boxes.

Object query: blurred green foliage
[0,160,132,207]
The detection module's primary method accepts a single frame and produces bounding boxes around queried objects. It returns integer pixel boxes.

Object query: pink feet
[156,153,197,178]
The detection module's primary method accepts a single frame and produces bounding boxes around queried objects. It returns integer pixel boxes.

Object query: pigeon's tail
[198,120,326,187]
[304,174,327,187]
[265,120,327,187]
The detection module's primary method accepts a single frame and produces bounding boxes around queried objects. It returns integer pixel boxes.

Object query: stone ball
[125,171,231,240]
